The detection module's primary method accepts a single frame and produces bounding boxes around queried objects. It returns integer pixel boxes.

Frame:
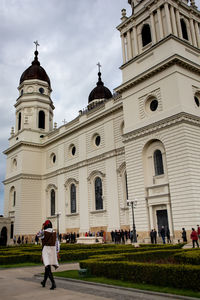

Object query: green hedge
[174,249,200,265]
[80,259,200,290]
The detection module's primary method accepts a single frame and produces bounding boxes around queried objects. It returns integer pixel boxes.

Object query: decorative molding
[87,170,106,182]
[117,162,126,175]
[66,213,79,217]
[45,184,58,192]
[123,112,200,143]
[90,209,107,214]
[64,178,79,188]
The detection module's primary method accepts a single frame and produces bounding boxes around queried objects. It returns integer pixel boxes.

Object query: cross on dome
[97,62,102,73]
[34,40,40,51]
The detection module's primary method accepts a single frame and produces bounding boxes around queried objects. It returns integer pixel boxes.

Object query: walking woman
[37,220,59,290]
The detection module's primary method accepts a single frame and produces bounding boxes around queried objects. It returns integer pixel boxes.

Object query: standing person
[160,226,166,244]
[190,228,199,248]
[166,228,171,243]
[38,220,59,290]
[182,228,187,242]
[153,229,157,244]
[197,225,200,241]
[150,230,154,244]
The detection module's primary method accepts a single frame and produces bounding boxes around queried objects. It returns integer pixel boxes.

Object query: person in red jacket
[197,225,200,241]
[190,228,199,248]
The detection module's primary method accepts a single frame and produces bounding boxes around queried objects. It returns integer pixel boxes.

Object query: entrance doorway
[156,209,169,236]
[0,227,7,246]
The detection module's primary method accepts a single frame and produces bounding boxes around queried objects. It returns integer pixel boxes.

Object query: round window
[150,99,158,111]
[95,135,101,147]
[194,96,200,107]
[39,87,44,94]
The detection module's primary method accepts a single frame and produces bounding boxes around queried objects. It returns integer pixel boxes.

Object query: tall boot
[41,266,49,287]
[48,266,56,290]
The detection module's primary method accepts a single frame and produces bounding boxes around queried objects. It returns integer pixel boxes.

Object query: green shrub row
[80,259,200,290]
[174,249,200,265]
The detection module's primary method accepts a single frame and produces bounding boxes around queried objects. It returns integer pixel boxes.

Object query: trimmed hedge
[80,259,200,290]
[174,249,200,265]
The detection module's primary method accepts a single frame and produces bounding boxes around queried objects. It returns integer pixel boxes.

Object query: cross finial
[34,40,40,51]
[97,62,102,73]
[62,118,67,125]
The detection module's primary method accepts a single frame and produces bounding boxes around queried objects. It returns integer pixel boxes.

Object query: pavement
[0,263,199,300]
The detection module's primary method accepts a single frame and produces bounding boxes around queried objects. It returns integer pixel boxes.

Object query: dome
[88,72,112,103]
[19,50,51,87]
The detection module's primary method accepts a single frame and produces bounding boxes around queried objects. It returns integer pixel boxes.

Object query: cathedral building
[3,0,200,243]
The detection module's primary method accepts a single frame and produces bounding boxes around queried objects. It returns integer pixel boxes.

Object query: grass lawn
[54,270,200,299]
[0,262,43,269]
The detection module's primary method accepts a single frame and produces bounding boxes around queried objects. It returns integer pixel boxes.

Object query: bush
[174,249,200,265]
[80,259,200,290]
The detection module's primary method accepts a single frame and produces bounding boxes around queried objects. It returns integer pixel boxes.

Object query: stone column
[127,30,133,60]
[157,7,164,39]
[167,203,173,237]
[148,205,154,229]
[150,12,156,43]
[164,2,172,35]
[194,21,200,48]
[175,9,182,38]
[133,26,139,56]
[121,34,126,64]
[170,5,178,36]
[190,18,197,47]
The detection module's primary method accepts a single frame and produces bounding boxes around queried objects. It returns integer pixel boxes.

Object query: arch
[18,112,21,131]
[95,177,103,210]
[142,24,152,47]
[87,170,105,182]
[70,183,76,213]
[38,110,45,129]
[180,19,188,40]
[153,149,164,176]
[50,189,55,216]
[0,227,7,246]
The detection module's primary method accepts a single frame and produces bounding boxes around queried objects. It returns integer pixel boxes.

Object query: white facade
[3,0,200,241]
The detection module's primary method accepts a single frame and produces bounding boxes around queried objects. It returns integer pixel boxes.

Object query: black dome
[88,72,112,103]
[19,51,51,87]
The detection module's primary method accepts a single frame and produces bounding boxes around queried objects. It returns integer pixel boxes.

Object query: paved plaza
[0,263,198,300]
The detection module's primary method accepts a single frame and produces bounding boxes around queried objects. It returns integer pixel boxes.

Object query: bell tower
[116,0,200,239]
[14,42,54,144]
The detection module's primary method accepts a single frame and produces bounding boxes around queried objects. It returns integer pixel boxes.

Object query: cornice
[3,147,125,185]
[115,52,200,94]
[123,112,200,143]
[4,101,123,155]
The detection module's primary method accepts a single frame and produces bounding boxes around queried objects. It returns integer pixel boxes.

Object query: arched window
[38,110,45,129]
[18,112,21,131]
[50,189,55,216]
[70,184,76,213]
[13,191,16,207]
[142,24,152,47]
[95,177,103,210]
[154,150,164,176]
[181,19,188,40]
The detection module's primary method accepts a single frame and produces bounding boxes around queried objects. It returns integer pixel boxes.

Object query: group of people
[110,229,136,243]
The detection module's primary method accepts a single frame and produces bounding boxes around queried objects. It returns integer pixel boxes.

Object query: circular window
[39,87,44,94]
[194,96,200,107]
[150,99,158,111]
[95,135,101,147]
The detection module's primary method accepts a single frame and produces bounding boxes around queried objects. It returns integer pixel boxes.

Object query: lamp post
[56,212,61,238]
[127,199,137,243]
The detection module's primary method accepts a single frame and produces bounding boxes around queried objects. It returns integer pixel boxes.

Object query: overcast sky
[0,0,131,214]
[0,0,200,215]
